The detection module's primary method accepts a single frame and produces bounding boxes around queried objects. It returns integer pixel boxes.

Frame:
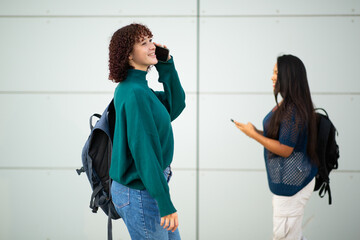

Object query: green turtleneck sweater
[109,57,185,217]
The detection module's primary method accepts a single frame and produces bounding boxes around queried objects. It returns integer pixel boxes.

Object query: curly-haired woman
[233,55,318,240]
[108,23,185,239]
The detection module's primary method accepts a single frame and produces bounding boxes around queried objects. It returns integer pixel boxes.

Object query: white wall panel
[0,92,195,168]
[200,17,360,93]
[0,93,112,168]
[201,0,360,15]
[199,93,360,171]
[199,94,274,169]
[0,0,196,16]
[0,169,195,240]
[304,172,360,239]
[0,17,114,92]
[199,171,272,240]
[312,94,360,171]
[199,171,360,240]
[0,169,130,240]
[172,94,197,169]
[0,17,197,92]
[169,170,197,240]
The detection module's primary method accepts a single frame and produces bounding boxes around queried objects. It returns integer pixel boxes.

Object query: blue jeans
[111,166,181,240]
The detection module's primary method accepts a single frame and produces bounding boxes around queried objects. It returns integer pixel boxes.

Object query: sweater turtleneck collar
[126,69,148,84]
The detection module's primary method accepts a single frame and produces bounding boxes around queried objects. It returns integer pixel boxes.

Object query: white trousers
[272,178,315,240]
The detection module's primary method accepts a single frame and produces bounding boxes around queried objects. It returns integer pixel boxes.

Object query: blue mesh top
[263,105,318,196]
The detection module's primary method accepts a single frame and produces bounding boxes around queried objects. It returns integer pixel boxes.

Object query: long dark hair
[267,54,318,166]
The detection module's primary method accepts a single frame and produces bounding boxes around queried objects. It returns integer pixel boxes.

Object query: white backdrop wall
[0,0,359,239]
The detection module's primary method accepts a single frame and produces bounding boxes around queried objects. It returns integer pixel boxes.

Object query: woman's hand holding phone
[231,118,263,138]
[154,42,170,62]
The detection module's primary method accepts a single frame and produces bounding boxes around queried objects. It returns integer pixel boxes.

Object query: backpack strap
[315,108,329,118]
[107,135,114,240]
[318,115,331,180]
[89,113,101,131]
[108,179,114,240]
[316,109,332,204]
[108,214,113,240]
[90,181,116,240]
[90,184,103,213]
[319,182,332,205]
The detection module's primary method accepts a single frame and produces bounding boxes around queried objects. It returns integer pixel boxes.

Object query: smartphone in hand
[155,45,169,62]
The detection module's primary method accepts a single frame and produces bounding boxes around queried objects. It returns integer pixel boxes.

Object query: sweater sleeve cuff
[155,56,174,72]
[156,193,177,217]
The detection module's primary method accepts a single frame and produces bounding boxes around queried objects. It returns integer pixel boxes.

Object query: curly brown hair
[108,23,153,83]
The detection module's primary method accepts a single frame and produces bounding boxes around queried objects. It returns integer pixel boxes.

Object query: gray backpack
[76,99,120,240]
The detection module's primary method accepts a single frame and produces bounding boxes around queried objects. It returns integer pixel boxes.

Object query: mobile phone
[155,45,169,62]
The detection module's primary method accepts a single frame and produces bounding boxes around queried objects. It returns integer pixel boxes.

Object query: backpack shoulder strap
[319,182,332,204]
[316,108,333,204]
[90,114,101,131]
[317,113,332,176]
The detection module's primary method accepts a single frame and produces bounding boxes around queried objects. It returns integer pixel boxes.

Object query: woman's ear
[128,53,135,68]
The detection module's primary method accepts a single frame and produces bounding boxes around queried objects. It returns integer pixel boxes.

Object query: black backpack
[314,108,339,205]
[76,99,120,240]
